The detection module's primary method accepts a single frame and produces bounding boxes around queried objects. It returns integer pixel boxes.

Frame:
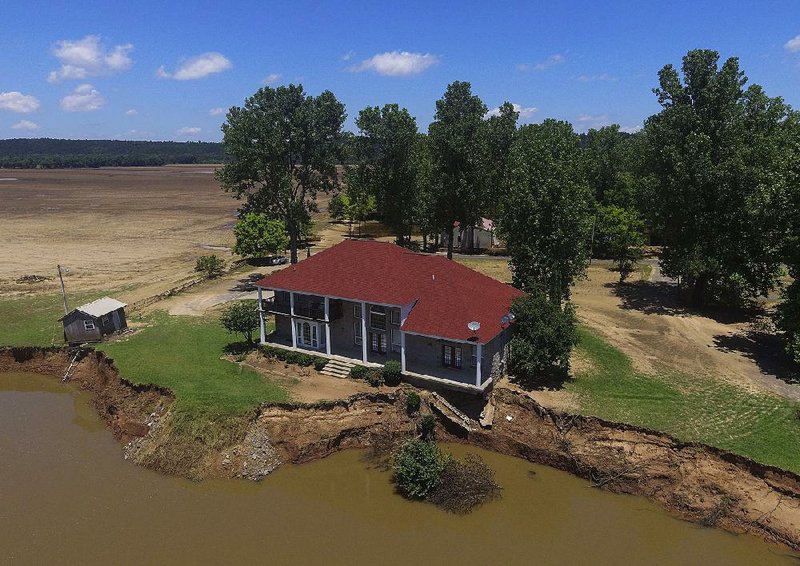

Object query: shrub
[406,392,421,414]
[313,357,328,371]
[349,365,370,380]
[428,454,502,514]
[219,300,259,344]
[261,345,316,367]
[392,439,447,499]
[195,255,225,278]
[366,370,384,387]
[419,414,436,440]
[382,360,402,386]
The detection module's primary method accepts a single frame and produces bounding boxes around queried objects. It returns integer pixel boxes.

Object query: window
[391,329,402,353]
[370,305,386,331]
[296,321,319,349]
[101,315,110,327]
[354,321,362,345]
[371,332,387,354]
[84,320,96,331]
[442,345,462,369]
[353,304,362,319]
[390,309,400,325]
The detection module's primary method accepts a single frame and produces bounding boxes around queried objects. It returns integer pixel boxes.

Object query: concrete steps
[319,358,356,379]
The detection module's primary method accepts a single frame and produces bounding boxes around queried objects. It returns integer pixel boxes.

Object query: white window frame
[471,344,484,368]
[353,304,362,319]
[443,345,462,369]
[390,309,400,325]
[390,329,401,353]
[84,320,96,331]
[296,321,319,349]
[354,321,362,345]
[370,332,386,354]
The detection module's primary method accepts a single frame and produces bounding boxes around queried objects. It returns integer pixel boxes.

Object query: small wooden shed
[61,297,128,345]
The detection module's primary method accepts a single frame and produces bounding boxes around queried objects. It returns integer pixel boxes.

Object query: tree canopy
[217,84,346,263]
[498,119,593,301]
[641,49,795,306]
[233,213,289,258]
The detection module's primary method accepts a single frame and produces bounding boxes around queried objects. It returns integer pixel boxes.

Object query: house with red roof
[255,239,522,391]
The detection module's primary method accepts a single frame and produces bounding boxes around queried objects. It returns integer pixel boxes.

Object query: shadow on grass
[611,280,762,325]
[222,341,258,355]
[509,367,573,393]
[713,332,800,386]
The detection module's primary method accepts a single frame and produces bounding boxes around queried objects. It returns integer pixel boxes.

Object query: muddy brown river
[1,372,796,565]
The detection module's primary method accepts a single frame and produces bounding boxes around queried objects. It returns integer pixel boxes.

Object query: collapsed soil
[2,346,799,551]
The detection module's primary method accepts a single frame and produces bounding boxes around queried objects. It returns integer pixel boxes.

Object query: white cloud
[11,120,40,131]
[157,52,232,80]
[349,51,439,76]
[620,125,642,134]
[577,73,617,82]
[0,91,41,113]
[485,103,538,120]
[340,50,355,61]
[60,84,106,112]
[209,107,226,116]
[48,35,133,83]
[261,73,281,85]
[785,34,800,53]
[177,126,201,136]
[519,54,565,72]
[575,114,612,130]
[125,108,137,116]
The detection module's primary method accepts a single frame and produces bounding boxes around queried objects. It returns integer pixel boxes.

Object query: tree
[582,125,642,210]
[778,114,800,363]
[217,84,346,264]
[233,213,289,258]
[482,102,519,219]
[220,300,260,344]
[340,164,377,237]
[641,49,794,306]
[497,120,592,301]
[428,81,489,259]
[594,205,646,281]
[509,291,578,379]
[410,134,443,251]
[355,104,419,245]
[195,255,225,278]
[392,439,446,499]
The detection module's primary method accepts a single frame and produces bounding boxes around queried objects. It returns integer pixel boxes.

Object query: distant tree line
[0,138,225,168]
[216,48,800,368]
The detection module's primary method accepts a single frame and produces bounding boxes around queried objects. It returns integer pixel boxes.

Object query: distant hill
[0,138,226,168]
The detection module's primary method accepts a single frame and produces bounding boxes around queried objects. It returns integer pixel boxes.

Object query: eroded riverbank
[2,346,799,552]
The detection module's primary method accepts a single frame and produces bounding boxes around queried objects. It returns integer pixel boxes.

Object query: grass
[455,258,512,283]
[98,311,287,416]
[569,327,800,474]
[0,291,111,346]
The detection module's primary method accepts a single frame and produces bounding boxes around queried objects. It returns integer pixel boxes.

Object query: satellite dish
[467,321,481,332]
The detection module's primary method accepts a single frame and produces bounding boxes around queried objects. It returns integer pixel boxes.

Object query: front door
[296,320,320,349]
[370,332,386,354]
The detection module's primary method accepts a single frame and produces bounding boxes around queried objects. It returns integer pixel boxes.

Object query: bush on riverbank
[391,439,501,513]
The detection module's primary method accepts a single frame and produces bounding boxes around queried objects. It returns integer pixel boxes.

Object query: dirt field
[0,166,238,301]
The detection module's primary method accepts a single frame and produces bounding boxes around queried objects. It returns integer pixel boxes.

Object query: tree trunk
[289,223,299,264]
[446,224,455,260]
[691,274,709,307]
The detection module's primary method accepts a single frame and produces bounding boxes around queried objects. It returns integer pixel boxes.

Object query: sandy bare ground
[573,262,800,401]
[0,166,238,300]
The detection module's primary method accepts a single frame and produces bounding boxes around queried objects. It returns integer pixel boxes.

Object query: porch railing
[264,298,325,320]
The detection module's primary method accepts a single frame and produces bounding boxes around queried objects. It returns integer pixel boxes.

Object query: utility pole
[57,264,69,316]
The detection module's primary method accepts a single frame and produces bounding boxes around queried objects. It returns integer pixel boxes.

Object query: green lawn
[569,327,800,474]
[97,311,287,416]
[0,292,110,346]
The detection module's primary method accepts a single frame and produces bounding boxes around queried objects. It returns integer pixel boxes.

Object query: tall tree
[355,104,419,245]
[428,81,488,259]
[482,102,519,219]
[217,84,346,263]
[642,49,794,306]
[777,113,800,363]
[409,133,442,252]
[497,119,592,302]
[232,214,289,258]
[582,125,641,210]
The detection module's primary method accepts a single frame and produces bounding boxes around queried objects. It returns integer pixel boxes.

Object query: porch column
[257,287,266,344]
[475,343,483,386]
[400,331,406,373]
[360,301,368,363]
[290,292,297,349]
[324,296,331,356]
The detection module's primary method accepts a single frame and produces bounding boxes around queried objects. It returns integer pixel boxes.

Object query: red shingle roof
[256,240,523,343]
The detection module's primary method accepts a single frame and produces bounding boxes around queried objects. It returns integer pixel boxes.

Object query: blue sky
[1,0,799,141]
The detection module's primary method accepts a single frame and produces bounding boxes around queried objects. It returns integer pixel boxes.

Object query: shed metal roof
[75,297,127,318]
